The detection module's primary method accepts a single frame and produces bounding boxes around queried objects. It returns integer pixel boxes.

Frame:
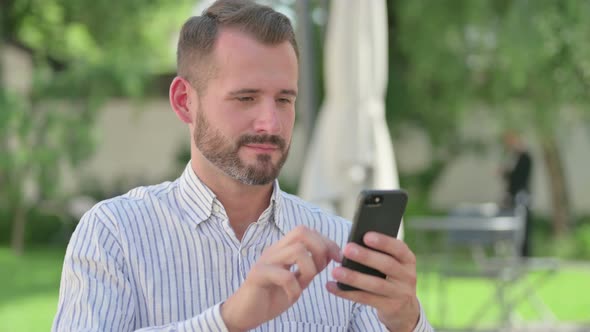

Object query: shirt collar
[178,162,286,230]
[178,162,217,226]
[271,190,310,236]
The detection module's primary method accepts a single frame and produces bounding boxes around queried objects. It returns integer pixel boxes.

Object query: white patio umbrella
[298,0,401,235]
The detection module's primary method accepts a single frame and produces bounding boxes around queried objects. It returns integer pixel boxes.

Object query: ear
[169,76,195,124]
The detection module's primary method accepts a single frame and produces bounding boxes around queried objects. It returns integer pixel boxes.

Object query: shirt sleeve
[52,209,230,332]
[348,301,434,332]
[134,303,228,332]
[411,303,434,332]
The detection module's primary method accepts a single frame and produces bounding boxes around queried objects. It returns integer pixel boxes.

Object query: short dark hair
[176,0,299,94]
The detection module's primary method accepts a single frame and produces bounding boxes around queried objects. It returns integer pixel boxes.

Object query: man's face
[191,29,298,185]
[193,104,290,185]
[503,132,519,151]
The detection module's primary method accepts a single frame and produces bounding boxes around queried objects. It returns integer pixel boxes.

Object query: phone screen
[337,189,408,291]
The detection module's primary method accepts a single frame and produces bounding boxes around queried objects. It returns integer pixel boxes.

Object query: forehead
[214,27,296,58]
[209,28,299,89]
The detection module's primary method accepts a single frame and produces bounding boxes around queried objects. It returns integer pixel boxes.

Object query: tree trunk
[10,203,27,256]
[540,135,570,237]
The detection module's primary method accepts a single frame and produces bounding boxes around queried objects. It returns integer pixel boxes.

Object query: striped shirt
[53,163,432,331]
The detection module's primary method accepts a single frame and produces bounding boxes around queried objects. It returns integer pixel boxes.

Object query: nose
[253,99,281,135]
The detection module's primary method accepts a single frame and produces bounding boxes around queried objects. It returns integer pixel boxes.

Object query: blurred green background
[1,0,589,331]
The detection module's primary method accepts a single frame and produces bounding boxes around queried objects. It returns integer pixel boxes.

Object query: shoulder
[279,191,352,246]
[76,180,180,234]
[64,180,182,269]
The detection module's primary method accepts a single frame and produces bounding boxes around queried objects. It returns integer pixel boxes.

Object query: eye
[236,96,254,102]
[277,98,293,104]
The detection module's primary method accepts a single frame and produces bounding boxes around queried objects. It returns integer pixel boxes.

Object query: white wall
[394,122,590,216]
[62,99,188,193]
[1,45,33,95]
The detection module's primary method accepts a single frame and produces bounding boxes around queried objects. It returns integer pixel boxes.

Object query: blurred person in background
[500,131,533,257]
[51,0,433,331]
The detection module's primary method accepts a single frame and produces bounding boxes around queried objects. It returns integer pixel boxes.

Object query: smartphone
[337,189,408,291]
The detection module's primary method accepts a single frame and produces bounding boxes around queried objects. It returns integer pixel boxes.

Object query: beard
[193,108,290,185]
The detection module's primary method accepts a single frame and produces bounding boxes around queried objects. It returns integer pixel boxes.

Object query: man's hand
[221,226,342,332]
[326,232,420,332]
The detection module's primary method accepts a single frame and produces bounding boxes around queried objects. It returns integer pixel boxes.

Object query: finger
[285,226,341,267]
[292,249,319,288]
[326,280,413,310]
[264,242,311,267]
[278,226,342,270]
[250,264,302,303]
[326,281,390,308]
[331,266,412,296]
[363,232,416,265]
[327,281,420,331]
[342,242,415,283]
[294,233,327,271]
[318,233,343,262]
[261,242,320,286]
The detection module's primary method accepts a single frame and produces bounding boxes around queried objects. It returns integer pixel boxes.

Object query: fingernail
[333,268,346,279]
[347,246,359,257]
[365,233,379,245]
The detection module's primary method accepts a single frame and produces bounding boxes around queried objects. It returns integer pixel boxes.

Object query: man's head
[170,0,299,186]
[176,0,299,94]
[502,130,524,152]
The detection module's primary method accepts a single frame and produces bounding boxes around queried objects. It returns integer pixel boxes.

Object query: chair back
[446,202,526,260]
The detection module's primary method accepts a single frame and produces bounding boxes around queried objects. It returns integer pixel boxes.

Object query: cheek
[220,118,253,143]
[202,103,240,134]
[281,111,296,136]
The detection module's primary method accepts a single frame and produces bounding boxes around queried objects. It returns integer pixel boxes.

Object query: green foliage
[389,0,590,136]
[386,1,470,146]
[542,222,590,260]
[5,0,190,72]
[0,0,193,252]
[387,0,589,235]
[0,206,72,246]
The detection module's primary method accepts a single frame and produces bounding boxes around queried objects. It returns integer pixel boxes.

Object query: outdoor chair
[438,203,558,330]
[409,203,559,331]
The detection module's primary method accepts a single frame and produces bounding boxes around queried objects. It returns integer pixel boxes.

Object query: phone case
[337,189,408,291]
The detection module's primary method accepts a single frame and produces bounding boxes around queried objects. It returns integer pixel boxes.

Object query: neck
[511,144,525,153]
[190,158,274,240]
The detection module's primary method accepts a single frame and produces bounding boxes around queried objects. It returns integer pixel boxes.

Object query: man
[501,131,533,256]
[53,1,433,331]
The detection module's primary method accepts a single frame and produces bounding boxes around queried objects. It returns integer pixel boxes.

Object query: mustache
[237,134,286,150]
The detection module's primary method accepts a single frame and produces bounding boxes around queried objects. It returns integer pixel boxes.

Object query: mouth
[243,144,280,153]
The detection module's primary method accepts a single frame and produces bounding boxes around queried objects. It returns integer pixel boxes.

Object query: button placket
[239,222,268,281]
[237,245,246,283]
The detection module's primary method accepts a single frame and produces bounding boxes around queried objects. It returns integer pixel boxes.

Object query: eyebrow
[228,89,298,97]
[279,89,298,97]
